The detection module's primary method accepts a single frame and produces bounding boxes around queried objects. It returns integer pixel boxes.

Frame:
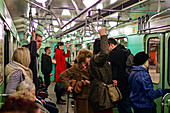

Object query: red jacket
[54,48,70,82]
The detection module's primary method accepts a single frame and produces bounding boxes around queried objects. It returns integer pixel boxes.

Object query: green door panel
[51,43,57,81]
[144,33,163,113]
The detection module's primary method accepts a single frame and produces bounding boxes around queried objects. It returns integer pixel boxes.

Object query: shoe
[61,99,66,102]
[57,100,66,105]
[71,105,74,108]
[71,101,74,105]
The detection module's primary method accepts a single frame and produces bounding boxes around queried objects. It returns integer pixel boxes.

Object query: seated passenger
[10,90,49,113]
[60,48,93,113]
[5,47,33,94]
[17,78,58,113]
[128,51,170,113]
[0,96,41,113]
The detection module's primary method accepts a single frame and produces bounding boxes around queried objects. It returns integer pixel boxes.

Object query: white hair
[17,78,35,91]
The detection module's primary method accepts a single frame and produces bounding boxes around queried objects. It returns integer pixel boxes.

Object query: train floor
[48,82,74,113]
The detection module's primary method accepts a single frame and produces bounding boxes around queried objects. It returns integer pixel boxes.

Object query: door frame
[163,31,170,113]
[144,33,164,113]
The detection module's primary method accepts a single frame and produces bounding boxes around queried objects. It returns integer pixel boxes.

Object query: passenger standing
[60,49,93,113]
[5,47,33,94]
[23,30,42,93]
[54,42,70,82]
[89,28,115,113]
[108,38,132,113]
[41,47,52,90]
[54,42,70,104]
[128,51,170,113]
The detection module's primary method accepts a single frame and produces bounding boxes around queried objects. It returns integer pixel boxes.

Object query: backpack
[122,49,134,76]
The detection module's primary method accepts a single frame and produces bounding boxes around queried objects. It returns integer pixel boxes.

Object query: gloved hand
[162,89,170,95]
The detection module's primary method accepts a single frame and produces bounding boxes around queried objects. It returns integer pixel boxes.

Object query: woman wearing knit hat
[128,51,170,113]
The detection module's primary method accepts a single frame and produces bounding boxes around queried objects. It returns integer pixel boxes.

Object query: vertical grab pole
[66,92,69,113]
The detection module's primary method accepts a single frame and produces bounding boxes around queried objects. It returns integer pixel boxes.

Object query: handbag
[69,80,83,94]
[68,64,83,94]
[106,84,122,102]
[51,58,56,64]
[90,79,115,111]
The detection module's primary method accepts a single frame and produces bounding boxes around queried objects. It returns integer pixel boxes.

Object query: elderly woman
[0,97,41,113]
[5,47,33,94]
[88,29,116,113]
[60,48,93,113]
[16,78,59,113]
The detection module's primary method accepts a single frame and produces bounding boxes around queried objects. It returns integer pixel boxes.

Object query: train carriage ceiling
[3,0,170,42]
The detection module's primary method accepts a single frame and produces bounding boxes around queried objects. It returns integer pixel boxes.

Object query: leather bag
[69,80,83,94]
[90,79,114,111]
[106,84,122,102]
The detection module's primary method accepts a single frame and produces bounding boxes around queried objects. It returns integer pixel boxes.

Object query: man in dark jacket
[41,47,52,90]
[23,31,42,94]
[108,38,132,113]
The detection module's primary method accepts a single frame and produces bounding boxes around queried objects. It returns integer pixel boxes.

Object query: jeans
[117,97,132,113]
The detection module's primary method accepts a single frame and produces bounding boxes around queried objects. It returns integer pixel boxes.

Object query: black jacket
[23,40,39,91]
[108,44,130,98]
[41,53,52,75]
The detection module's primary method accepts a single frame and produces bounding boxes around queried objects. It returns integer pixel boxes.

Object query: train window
[116,38,127,48]
[148,38,160,84]
[168,37,170,85]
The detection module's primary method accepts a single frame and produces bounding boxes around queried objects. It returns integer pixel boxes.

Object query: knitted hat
[134,51,150,66]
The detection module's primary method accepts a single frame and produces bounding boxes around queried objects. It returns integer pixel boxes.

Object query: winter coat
[23,40,39,91]
[88,35,115,111]
[5,61,33,94]
[41,53,52,75]
[54,48,70,82]
[128,66,163,108]
[60,64,90,99]
[108,44,130,98]
[41,53,52,87]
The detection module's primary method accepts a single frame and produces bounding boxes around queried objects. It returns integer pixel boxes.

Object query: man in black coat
[23,31,42,94]
[108,38,132,113]
[41,47,52,90]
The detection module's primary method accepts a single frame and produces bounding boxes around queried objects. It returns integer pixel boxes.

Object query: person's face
[36,36,42,50]
[59,45,64,50]
[36,108,42,113]
[85,57,91,65]
[47,48,51,54]
[144,59,149,68]
[31,90,36,101]
[109,44,114,51]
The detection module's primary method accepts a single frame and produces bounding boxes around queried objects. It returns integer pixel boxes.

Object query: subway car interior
[0,0,170,113]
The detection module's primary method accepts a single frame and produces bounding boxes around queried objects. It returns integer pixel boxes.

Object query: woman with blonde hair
[5,47,33,94]
[60,48,93,113]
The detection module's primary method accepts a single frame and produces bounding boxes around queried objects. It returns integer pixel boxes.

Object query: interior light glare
[35,0,48,3]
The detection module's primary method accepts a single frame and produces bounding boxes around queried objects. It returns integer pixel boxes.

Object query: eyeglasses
[37,40,42,43]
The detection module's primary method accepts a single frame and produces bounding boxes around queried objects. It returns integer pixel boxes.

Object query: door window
[116,37,127,48]
[148,38,160,84]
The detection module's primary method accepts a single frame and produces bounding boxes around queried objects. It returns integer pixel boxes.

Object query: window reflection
[116,37,127,48]
[148,38,160,84]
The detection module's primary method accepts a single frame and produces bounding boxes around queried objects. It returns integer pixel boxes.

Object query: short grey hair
[16,79,35,92]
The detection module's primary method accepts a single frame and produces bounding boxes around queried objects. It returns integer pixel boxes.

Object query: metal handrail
[161,93,170,113]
